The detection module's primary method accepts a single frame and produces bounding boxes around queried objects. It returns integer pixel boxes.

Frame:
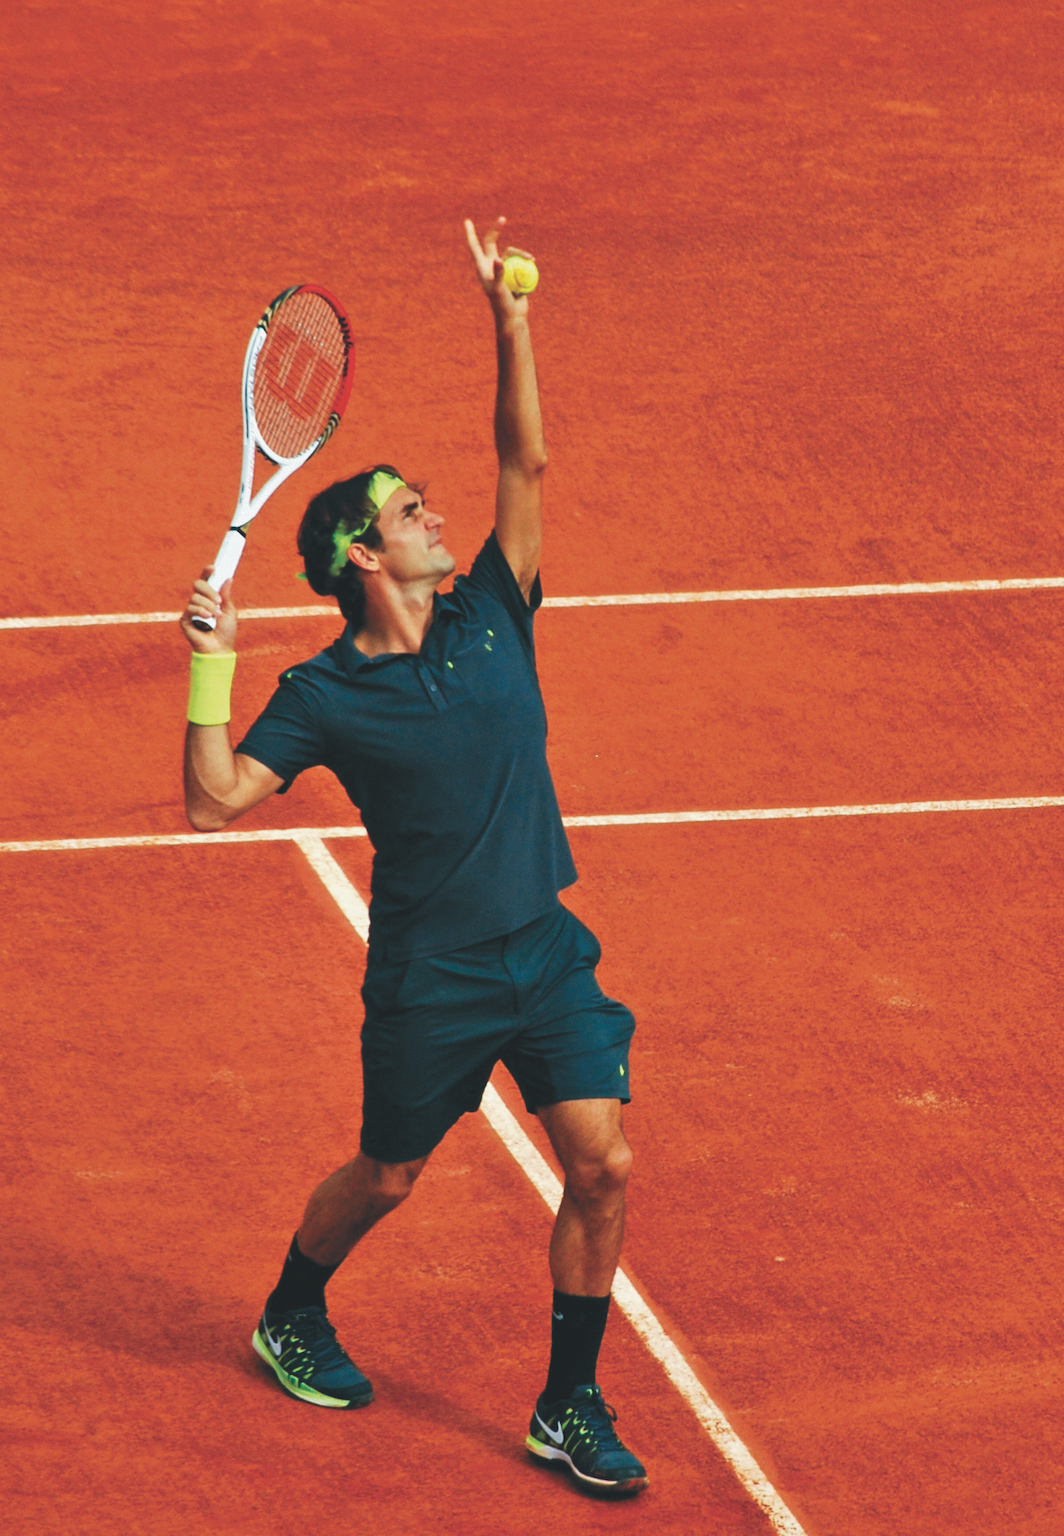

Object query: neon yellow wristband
[188,651,237,726]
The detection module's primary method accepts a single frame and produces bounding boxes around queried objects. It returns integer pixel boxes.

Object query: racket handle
[190,528,246,632]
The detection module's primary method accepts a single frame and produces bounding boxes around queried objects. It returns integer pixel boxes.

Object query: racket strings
[253,290,350,460]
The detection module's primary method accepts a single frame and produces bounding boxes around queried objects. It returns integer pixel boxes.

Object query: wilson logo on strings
[261,324,337,419]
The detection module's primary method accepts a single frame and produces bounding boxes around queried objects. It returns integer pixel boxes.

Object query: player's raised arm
[464,217,547,600]
[179,571,283,831]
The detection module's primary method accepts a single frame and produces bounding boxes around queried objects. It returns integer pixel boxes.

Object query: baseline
[3,572,1064,630]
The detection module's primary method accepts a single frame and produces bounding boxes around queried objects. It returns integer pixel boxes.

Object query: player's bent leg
[525,1098,646,1492]
[253,1152,429,1410]
[298,1150,429,1268]
[538,1098,632,1296]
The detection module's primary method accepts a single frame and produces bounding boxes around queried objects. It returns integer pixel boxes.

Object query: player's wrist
[494,307,530,335]
[188,650,237,726]
[494,316,532,358]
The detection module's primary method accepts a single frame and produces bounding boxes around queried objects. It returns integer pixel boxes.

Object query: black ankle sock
[541,1290,611,1404]
[266,1232,339,1315]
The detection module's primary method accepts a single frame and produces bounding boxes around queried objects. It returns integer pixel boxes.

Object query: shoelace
[569,1390,623,1449]
[278,1309,348,1372]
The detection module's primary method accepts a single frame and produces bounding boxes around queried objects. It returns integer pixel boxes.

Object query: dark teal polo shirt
[237,532,578,962]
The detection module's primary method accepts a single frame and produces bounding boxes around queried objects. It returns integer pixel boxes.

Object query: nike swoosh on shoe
[535,1411,564,1445]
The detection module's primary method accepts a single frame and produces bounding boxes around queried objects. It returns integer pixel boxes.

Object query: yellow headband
[365,471,407,513]
[326,472,408,577]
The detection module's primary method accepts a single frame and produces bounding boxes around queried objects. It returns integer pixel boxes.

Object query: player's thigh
[537,1097,632,1187]
[359,1062,497,1165]
[359,945,514,1164]
[503,983,635,1117]
[504,905,636,1102]
[360,945,510,1104]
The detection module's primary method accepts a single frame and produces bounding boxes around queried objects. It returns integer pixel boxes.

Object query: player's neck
[352,576,438,658]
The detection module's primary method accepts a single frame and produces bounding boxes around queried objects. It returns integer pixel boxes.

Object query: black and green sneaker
[526,1384,648,1492]
[252,1304,374,1409]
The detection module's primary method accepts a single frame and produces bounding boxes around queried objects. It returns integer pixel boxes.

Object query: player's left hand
[464,217,531,319]
[180,568,238,653]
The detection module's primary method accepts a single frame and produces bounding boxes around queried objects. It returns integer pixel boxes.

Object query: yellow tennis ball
[503,255,539,295]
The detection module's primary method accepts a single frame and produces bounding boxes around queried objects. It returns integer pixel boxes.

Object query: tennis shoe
[526,1383,648,1491]
[252,1304,373,1409]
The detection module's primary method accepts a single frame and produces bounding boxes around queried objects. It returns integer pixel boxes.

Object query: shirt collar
[337,602,445,682]
[338,624,389,680]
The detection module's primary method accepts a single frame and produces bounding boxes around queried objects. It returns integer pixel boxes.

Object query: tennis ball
[503,255,539,295]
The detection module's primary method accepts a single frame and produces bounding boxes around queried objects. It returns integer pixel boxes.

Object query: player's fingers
[463,217,484,261]
[501,246,533,261]
[483,217,506,256]
[489,257,512,298]
[186,591,223,630]
[184,606,218,635]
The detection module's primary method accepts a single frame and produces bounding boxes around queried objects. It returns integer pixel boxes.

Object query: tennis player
[179,218,647,1493]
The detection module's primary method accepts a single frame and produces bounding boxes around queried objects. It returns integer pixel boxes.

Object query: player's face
[374,486,455,584]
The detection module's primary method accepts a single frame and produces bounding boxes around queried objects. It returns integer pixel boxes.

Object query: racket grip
[190,528,246,632]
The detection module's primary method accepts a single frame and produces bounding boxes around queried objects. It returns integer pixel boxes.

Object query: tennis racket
[192,284,354,630]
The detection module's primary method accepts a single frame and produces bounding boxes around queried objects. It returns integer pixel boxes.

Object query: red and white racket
[192,284,353,630]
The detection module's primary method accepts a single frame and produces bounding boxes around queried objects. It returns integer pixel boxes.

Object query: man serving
[179,218,647,1493]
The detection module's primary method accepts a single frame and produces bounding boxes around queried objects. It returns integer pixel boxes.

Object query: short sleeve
[457,531,542,650]
[236,672,326,793]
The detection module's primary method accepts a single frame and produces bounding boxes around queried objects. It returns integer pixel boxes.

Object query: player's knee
[600,1138,633,1194]
[367,1154,426,1211]
[568,1137,632,1204]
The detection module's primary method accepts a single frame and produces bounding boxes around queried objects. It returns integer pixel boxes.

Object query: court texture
[3,2,1063,1533]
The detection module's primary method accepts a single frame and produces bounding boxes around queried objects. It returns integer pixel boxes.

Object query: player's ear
[347,542,379,573]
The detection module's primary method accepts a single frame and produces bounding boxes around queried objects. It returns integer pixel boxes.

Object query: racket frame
[195,285,352,626]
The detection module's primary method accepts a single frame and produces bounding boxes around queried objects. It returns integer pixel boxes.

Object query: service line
[3,573,1064,630]
[2,796,1063,856]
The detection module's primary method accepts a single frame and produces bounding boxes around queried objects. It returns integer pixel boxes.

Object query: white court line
[3,573,1064,630]
[2,796,1063,855]
[0,607,338,630]
[545,576,1064,607]
[564,796,1064,826]
[294,835,807,1536]
[0,826,369,854]
[293,832,370,943]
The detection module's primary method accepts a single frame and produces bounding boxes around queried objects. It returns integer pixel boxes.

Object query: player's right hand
[180,567,238,652]
[464,217,530,321]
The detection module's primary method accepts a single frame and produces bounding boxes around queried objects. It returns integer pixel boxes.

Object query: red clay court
[4,3,1064,1533]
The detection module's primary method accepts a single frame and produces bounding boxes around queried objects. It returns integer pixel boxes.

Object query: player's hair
[297,465,405,627]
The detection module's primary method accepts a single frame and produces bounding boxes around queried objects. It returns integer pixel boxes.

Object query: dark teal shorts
[359,903,635,1164]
